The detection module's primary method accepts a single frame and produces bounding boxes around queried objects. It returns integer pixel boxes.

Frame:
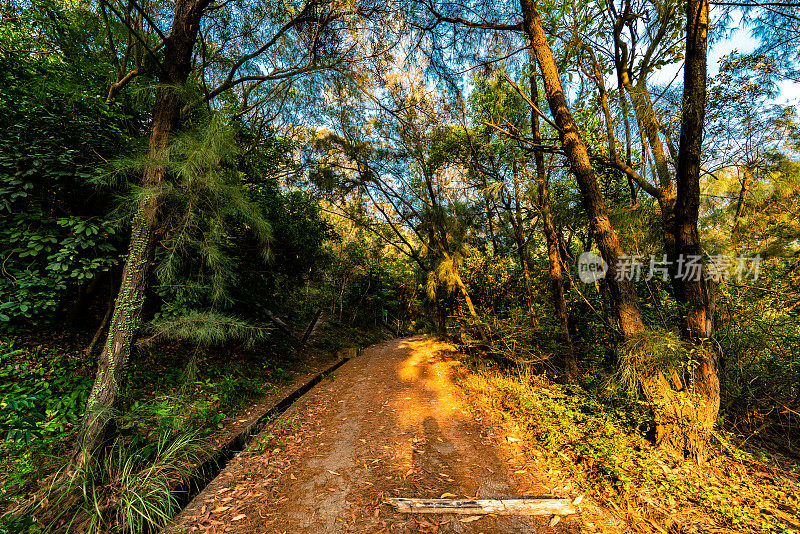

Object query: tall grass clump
[611,330,685,399]
[32,431,201,533]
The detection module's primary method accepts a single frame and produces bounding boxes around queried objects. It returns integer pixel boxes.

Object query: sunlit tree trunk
[519,0,645,339]
[70,0,210,472]
[612,20,677,255]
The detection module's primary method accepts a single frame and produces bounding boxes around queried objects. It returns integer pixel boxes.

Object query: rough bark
[672,0,718,456]
[70,0,211,472]
[645,0,719,458]
[519,0,645,339]
[612,19,678,254]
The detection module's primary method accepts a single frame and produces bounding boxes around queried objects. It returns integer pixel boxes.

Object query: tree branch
[422,0,523,31]
[592,153,662,199]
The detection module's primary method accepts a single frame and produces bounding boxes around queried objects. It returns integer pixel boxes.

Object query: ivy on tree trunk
[70,0,212,472]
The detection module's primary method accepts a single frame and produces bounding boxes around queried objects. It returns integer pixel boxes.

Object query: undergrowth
[0,335,295,530]
[5,431,200,533]
[313,320,390,353]
[456,355,800,533]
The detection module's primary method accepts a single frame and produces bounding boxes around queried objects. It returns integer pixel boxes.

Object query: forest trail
[164,336,584,533]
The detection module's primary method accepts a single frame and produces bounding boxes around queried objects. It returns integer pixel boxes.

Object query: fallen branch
[386,498,577,516]
[300,308,322,345]
[264,309,300,344]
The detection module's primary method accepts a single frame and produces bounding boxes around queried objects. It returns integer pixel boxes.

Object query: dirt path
[164,336,583,533]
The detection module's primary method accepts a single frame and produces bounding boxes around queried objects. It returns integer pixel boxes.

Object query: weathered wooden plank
[386,498,578,516]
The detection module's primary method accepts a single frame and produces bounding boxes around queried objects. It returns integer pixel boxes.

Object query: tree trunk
[510,158,536,320]
[613,31,678,255]
[423,169,487,340]
[731,165,752,242]
[485,193,499,255]
[436,293,448,338]
[527,53,577,380]
[519,0,645,339]
[660,0,719,458]
[70,0,210,472]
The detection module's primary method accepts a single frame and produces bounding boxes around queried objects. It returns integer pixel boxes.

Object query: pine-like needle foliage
[151,115,270,306]
[115,114,273,345]
[612,330,685,399]
[145,310,269,348]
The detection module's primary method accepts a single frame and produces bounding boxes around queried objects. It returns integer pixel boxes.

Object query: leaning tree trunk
[527,52,577,380]
[69,0,210,473]
[653,0,719,459]
[519,3,726,453]
[519,0,645,339]
[438,247,488,342]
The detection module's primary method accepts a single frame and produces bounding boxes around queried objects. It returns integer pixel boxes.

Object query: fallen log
[300,308,322,345]
[264,309,300,344]
[386,498,577,516]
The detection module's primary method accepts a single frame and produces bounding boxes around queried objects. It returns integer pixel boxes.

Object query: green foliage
[468,68,530,136]
[145,311,268,348]
[0,341,94,513]
[40,431,201,534]
[241,181,336,309]
[131,115,271,314]
[0,10,131,324]
[612,330,686,399]
[745,1,800,81]
[3,0,799,531]
[460,358,800,533]
[0,342,93,443]
[0,333,299,524]
[715,257,800,447]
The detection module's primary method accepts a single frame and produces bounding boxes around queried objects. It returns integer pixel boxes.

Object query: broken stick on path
[387,497,578,516]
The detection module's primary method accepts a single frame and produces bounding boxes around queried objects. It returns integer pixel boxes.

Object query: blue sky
[650,9,800,106]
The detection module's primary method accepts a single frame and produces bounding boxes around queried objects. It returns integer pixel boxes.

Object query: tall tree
[527,54,578,379]
[72,0,213,471]
[627,0,718,457]
[414,0,731,450]
[72,0,384,470]
[518,0,646,339]
[671,0,718,455]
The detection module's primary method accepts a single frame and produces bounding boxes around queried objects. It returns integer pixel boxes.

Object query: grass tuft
[33,431,201,534]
